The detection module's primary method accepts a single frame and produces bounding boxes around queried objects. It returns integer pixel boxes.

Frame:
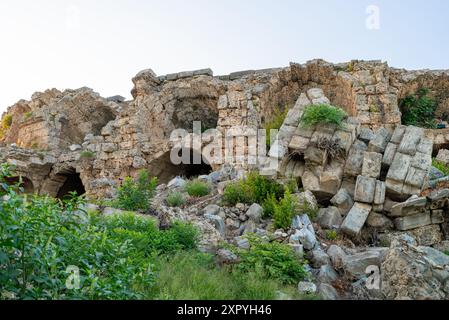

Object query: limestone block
[334,129,354,154]
[395,212,431,231]
[367,212,394,229]
[354,176,376,204]
[390,197,428,217]
[317,207,343,229]
[319,164,344,195]
[362,152,382,179]
[295,93,312,108]
[404,167,427,188]
[345,140,368,177]
[386,152,411,182]
[331,188,354,216]
[427,189,449,210]
[374,181,386,205]
[416,137,433,155]
[293,162,305,178]
[411,152,432,171]
[382,143,398,166]
[359,128,375,144]
[302,169,321,193]
[304,146,326,166]
[398,126,424,156]
[341,202,372,237]
[431,210,445,224]
[289,135,310,152]
[390,125,406,144]
[307,88,326,100]
[436,149,449,165]
[368,127,391,153]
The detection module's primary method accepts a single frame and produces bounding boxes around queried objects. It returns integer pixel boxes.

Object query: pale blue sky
[1,0,448,112]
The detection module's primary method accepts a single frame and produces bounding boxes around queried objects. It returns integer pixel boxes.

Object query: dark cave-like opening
[148,149,213,184]
[56,172,86,199]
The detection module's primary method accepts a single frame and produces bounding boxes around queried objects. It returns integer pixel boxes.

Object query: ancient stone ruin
[2,59,449,299]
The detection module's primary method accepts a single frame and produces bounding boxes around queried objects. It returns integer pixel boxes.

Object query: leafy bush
[232,235,308,285]
[298,198,319,221]
[265,108,288,147]
[185,180,210,198]
[0,164,198,300]
[400,88,438,128]
[223,172,284,207]
[166,192,186,207]
[432,159,449,176]
[300,104,347,128]
[273,189,298,229]
[262,193,278,218]
[115,170,158,211]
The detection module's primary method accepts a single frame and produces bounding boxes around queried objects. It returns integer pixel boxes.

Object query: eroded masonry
[3,58,449,300]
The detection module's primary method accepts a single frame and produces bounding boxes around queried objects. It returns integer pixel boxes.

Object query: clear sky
[1,0,448,113]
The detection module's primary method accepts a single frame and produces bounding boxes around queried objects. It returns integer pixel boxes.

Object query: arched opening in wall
[172,97,219,132]
[55,168,86,199]
[148,149,213,184]
[5,176,34,194]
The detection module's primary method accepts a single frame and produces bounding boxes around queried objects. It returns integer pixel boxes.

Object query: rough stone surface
[341,202,372,237]
[343,250,384,279]
[330,188,354,216]
[354,176,376,204]
[381,240,449,300]
[317,207,343,229]
[362,152,382,179]
[327,245,347,270]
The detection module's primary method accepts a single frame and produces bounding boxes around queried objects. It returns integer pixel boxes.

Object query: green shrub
[262,193,278,218]
[223,172,284,207]
[233,235,308,285]
[222,180,253,206]
[23,112,33,121]
[445,251,449,256]
[265,108,288,147]
[80,151,96,159]
[0,114,13,139]
[166,192,186,207]
[0,165,199,300]
[400,88,438,128]
[299,200,319,221]
[432,159,449,176]
[326,230,338,241]
[273,189,297,229]
[115,170,158,211]
[1,114,13,129]
[300,104,347,128]
[185,180,210,198]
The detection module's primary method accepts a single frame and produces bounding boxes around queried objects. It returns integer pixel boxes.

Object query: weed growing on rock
[300,104,347,128]
[185,180,210,198]
[264,107,289,147]
[166,191,186,207]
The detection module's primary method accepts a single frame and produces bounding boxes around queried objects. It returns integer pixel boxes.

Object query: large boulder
[381,238,449,300]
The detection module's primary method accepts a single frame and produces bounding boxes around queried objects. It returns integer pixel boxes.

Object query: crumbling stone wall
[1,88,119,151]
[1,59,449,199]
